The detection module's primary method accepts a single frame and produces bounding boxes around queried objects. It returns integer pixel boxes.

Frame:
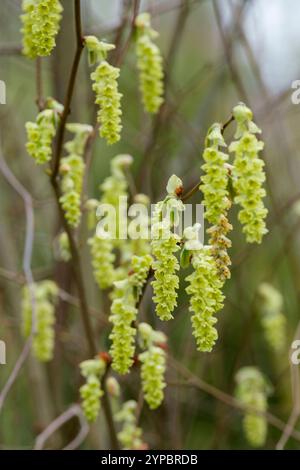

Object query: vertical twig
[0,150,36,413]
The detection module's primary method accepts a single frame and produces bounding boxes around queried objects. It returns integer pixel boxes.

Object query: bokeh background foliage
[0,0,300,449]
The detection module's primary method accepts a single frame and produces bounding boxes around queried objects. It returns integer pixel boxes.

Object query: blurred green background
[0,0,300,450]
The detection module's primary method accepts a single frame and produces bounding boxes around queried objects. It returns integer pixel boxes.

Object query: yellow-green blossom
[22,280,58,362]
[21,0,63,58]
[79,358,106,422]
[138,323,167,410]
[88,230,116,290]
[59,123,92,227]
[257,283,286,352]
[135,13,164,113]
[85,37,122,145]
[230,103,268,243]
[26,100,62,165]
[115,401,145,450]
[151,176,184,321]
[185,237,224,352]
[235,367,269,447]
[109,255,153,374]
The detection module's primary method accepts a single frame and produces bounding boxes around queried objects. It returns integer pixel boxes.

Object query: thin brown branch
[169,356,300,444]
[51,0,84,183]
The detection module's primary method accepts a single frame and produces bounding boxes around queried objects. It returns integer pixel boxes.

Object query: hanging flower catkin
[235,367,269,448]
[200,124,232,281]
[21,0,63,58]
[22,280,58,362]
[257,283,286,353]
[115,400,146,450]
[229,103,268,243]
[184,225,224,352]
[85,36,122,145]
[79,358,106,423]
[88,228,116,290]
[109,254,153,374]
[138,323,167,410]
[151,175,184,321]
[59,123,92,227]
[26,99,63,165]
[135,13,164,114]
[88,154,133,290]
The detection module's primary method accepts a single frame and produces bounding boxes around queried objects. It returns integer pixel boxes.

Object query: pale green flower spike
[21,0,63,58]
[88,230,116,290]
[88,155,133,290]
[59,123,92,227]
[151,176,184,321]
[115,400,145,450]
[235,367,269,448]
[135,13,164,114]
[207,214,232,282]
[79,358,106,423]
[109,293,137,374]
[22,280,58,362]
[85,37,122,145]
[138,323,167,410]
[200,123,230,225]
[230,103,268,243]
[185,234,224,352]
[57,231,71,262]
[199,124,232,281]
[26,99,62,165]
[109,255,153,374]
[257,283,286,352]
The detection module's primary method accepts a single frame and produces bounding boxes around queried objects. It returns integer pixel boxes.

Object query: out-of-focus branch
[276,322,300,450]
[34,404,89,450]
[0,149,36,413]
[169,356,300,443]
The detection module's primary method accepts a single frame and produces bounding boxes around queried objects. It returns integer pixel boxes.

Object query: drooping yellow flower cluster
[138,323,167,410]
[230,103,268,243]
[21,0,63,58]
[135,13,164,114]
[57,231,71,262]
[109,255,153,374]
[184,225,224,352]
[88,229,116,290]
[59,123,92,227]
[257,283,286,353]
[200,124,232,281]
[85,36,122,145]
[79,357,106,423]
[151,175,184,321]
[235,367,269,447]
[22,280,58,362]
[88,154,134,290]
[25,99,63,165]
[115,400,146,450]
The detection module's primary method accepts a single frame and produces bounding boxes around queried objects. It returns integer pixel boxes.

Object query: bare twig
[51,0,84,183]
[169,356,300,443]
[0,150,36,413]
